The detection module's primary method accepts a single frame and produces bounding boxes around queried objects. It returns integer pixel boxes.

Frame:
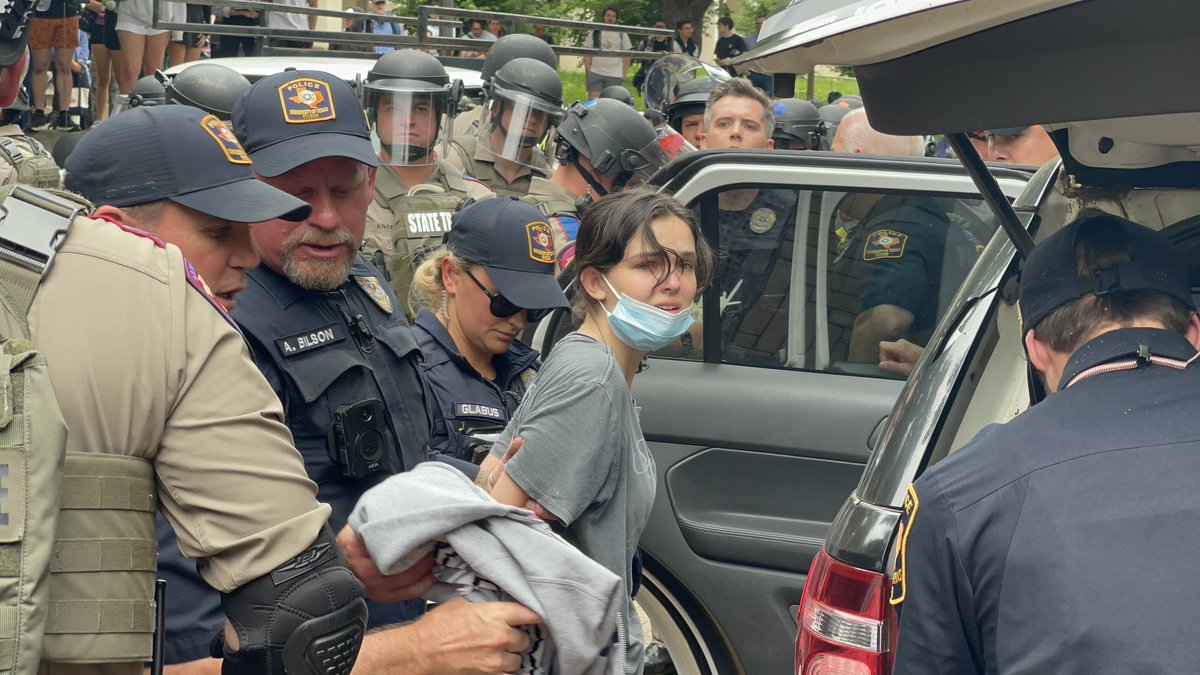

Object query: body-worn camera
[328,399,397,479]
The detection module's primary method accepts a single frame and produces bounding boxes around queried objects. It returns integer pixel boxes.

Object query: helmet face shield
[364,80,448,166]
[642,54,729,116]
[478,89,564,167]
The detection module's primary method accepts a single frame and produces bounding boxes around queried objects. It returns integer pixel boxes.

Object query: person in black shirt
[671,20,696,56]
[632,18,670,91]
[714,16,747,76]
[531,23,555,45]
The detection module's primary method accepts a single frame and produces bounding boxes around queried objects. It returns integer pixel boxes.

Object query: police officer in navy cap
[409,197,569,462]
[892,211,1200,674]
[153,70,542,674]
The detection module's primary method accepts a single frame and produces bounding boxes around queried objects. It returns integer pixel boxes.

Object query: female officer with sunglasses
[410,197,570,462]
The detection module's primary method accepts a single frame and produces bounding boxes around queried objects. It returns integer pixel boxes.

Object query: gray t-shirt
[492,332,656,674]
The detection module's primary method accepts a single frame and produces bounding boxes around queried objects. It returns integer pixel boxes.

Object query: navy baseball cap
[232,69,379,177]
[1019,211,1195,336]
[446,197,570,311]
[65,105,311,222]
[988,126,1031,138]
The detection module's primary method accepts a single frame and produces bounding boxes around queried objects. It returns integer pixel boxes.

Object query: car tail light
[795,547,897,675]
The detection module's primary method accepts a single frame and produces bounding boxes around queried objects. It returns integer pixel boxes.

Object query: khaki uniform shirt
[443,132,551,197]
[364,161,494,316]
[34,215,329,675]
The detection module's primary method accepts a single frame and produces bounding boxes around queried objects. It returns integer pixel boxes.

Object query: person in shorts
[83,0,123,120]
[116,0,184,88]
[582,6,630,99]
[29,0,80,130]
[168,3,211,66]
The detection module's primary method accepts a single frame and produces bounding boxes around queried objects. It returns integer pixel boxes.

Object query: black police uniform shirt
[836,195,979,345]
[717,187,798,362]
[891,327,1200,674]
[154,255,430,658]
[413,309,540,460]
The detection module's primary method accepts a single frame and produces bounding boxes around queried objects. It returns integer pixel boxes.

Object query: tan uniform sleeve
[30,216,330,593]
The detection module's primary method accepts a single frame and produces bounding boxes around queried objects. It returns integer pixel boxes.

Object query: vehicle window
[691,185,999,376]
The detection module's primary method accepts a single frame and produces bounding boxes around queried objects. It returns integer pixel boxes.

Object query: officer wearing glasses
[409,197,570,461]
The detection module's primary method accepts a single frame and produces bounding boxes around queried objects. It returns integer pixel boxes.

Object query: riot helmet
[771,98,824,150]
[555,99,670,201]
[364,49,453,166]
[641,53,728,117]
[818,103,853,151]
[478,57,564,169]
[165,63,251,120]
[598,85,634,107]
[667,76,718,147]
[128,74,167,109]
[480,33,557,94]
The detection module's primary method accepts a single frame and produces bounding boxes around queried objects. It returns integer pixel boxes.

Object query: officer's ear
[364,165,378,193]
[441,255,461,296]
[1024,329,1064,393]
[1185,313,1200,351]
[766,137,775,150]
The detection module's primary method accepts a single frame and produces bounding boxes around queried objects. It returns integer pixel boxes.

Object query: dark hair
[571,187,716,320]
[653,17,666,25]
[469,18,483,29]
[676,20,692,30]
[601,6,618,19]
[1035,213,1194,353]
[718,16,734,29]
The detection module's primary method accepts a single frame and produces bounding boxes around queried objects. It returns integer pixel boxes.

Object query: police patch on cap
[864,229,907,261]
[200,114,251,165]
[355,275,394,314]
[749,207,776,234]
[526,221,555,264]
[888,484,920,606]
[278,77,337,124]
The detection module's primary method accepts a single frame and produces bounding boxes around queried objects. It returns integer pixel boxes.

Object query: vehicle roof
[164,55,484,91]
[738,0,1200,186]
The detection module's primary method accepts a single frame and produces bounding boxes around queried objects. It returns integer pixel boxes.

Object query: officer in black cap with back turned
[892,211,1200,673]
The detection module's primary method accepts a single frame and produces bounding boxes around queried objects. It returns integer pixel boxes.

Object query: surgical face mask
[600,276,694,352]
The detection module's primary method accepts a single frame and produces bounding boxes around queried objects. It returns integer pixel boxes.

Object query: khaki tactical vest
[0,137,60,190]
[0,186,155,672]
[384,180,470,315]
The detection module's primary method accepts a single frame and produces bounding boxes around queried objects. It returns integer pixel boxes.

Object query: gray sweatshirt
[348,462,626,675]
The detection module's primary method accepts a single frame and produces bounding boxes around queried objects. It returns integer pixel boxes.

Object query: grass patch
[558,69,860,110]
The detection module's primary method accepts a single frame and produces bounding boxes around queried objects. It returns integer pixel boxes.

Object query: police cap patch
[526,220,555,264]
[278,78,337,124]
[200,114,252,165]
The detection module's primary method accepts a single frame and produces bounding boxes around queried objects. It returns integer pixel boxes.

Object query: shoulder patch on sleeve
[185,260,240,331]
[889,483,919,606]
[864,229,908,262]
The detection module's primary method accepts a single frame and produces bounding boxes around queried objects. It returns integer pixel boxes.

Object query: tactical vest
[383,180,470,312]
[0,187,155,672]
[0,137,60,190]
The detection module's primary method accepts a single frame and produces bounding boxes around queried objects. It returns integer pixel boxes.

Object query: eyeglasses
[464,269,551,322]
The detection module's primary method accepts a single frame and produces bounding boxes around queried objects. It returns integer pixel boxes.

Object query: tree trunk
[661,0,713,50]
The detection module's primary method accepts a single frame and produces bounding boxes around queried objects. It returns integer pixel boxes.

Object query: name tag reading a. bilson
[276,322,349,357]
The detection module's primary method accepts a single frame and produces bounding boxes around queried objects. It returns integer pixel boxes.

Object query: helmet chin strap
[379,140,436,164]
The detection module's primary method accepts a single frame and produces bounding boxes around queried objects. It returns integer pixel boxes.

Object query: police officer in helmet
[361,48,493,316]
[127,72,166,109]
[445,57,564,197]
[771,98,824,150]
[667,76,717,147]
[528,98,674,271]
[165,62,252,120]
[0,15,366,672]
[454,32,557,138]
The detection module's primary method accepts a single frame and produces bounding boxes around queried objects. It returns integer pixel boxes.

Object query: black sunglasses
[464,270,551,322]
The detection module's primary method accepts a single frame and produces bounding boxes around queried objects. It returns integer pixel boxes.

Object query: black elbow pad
[217,525,368,675]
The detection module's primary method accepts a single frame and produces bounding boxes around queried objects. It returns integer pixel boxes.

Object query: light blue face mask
[601,276,695,352]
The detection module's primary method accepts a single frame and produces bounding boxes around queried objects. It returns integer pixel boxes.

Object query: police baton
[150,579,167,675]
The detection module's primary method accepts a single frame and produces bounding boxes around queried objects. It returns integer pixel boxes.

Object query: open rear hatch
[739,0,1200,190]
